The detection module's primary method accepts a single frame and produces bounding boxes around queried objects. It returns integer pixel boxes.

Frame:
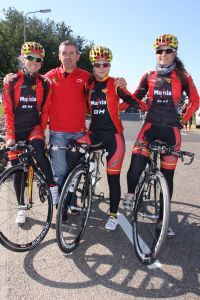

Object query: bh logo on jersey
[91,98,106,115]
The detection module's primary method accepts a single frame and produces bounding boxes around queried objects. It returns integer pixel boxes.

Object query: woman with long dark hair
[124,34,199,236]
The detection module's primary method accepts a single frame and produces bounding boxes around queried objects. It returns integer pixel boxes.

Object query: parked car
[195,107,200,128]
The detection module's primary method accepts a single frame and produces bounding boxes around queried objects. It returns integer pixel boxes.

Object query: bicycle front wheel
[56,165,92,253]
[0,165,53,252]
[133,171,170,265]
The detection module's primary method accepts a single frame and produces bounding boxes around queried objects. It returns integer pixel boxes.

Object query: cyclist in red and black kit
[77,46,147,230]
[3,42,59,224]
[124,34,199,236]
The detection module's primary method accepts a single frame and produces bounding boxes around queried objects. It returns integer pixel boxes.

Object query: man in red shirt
[45,41,90,188]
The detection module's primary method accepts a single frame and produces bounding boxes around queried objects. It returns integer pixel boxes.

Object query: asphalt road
[0,114,199,300]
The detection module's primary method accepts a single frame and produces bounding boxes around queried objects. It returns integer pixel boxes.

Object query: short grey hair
[59,40,80,54]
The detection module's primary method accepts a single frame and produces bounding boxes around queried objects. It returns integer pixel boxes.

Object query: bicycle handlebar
[169,150,194,165]
[135,141,194,165]
[50,142,103,153]
[0,141,34,155]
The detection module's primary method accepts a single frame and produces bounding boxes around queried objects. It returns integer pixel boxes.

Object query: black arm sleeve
[117,87,139,109]
[133,72,149,99]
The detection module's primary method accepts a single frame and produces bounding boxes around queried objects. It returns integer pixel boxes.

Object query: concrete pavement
[0,119,200,299]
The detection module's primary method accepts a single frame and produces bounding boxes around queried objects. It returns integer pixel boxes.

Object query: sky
[1,0,200,92]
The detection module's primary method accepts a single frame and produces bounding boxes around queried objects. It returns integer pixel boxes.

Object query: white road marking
[118,213,162,270]
[118,213,133,244]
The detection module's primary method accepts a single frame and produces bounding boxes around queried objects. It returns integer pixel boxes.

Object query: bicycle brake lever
[181,153,184,162]
[184,153,194,165]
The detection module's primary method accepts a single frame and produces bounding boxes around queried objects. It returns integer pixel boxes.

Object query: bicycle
[0,141,53,252]
[54,142,105,253]
[132,140,194,265]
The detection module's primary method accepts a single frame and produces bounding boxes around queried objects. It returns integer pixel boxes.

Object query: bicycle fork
[17,165,34,210]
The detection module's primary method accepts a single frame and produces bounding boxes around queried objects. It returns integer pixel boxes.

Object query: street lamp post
[23,9,51,43]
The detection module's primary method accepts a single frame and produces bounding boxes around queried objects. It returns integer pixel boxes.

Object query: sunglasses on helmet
[156,48,176,55]
[25,55,43,62]
[93,62,110,68]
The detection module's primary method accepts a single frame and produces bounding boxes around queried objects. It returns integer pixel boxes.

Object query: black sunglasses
[93,62,110,68]
[156,48,175,55]
[25,55,43,62]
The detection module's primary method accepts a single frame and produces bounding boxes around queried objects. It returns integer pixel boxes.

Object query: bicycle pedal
[39,184,48,203]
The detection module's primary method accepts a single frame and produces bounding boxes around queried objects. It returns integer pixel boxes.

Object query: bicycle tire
[56,165,92,253]
[133,170,170,265]
[0,164,53,252]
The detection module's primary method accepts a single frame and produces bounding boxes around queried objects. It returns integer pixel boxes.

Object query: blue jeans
[49,131,84,188]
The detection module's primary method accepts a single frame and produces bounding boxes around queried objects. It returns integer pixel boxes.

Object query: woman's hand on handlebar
[6,138,15,147]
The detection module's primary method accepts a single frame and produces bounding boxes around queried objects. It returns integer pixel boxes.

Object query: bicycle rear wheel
[0,165,53,252]
[133,171,170,265]
[56,165,92,253]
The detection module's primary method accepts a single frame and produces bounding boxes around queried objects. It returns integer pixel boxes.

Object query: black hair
[175,56,187,77]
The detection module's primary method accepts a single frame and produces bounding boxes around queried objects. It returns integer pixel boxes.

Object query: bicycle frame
[4,142,45,209]
[134,140,194,206]
[50,143,104,198]
[27,165,34,205]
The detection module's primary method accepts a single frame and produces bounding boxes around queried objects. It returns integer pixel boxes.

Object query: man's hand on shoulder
[6,138,15,147]
[179,121,185,130]
[3,73,16,84]
[114,77,127,89]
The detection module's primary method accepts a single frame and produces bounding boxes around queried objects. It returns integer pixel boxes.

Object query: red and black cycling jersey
[3,70,51,141]
[87,76,146,134]
[133,69,199,127]
[89,79,116,132]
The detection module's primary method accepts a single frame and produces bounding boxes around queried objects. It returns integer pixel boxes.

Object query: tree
[0,7,93,89]
[0,8,23,84]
